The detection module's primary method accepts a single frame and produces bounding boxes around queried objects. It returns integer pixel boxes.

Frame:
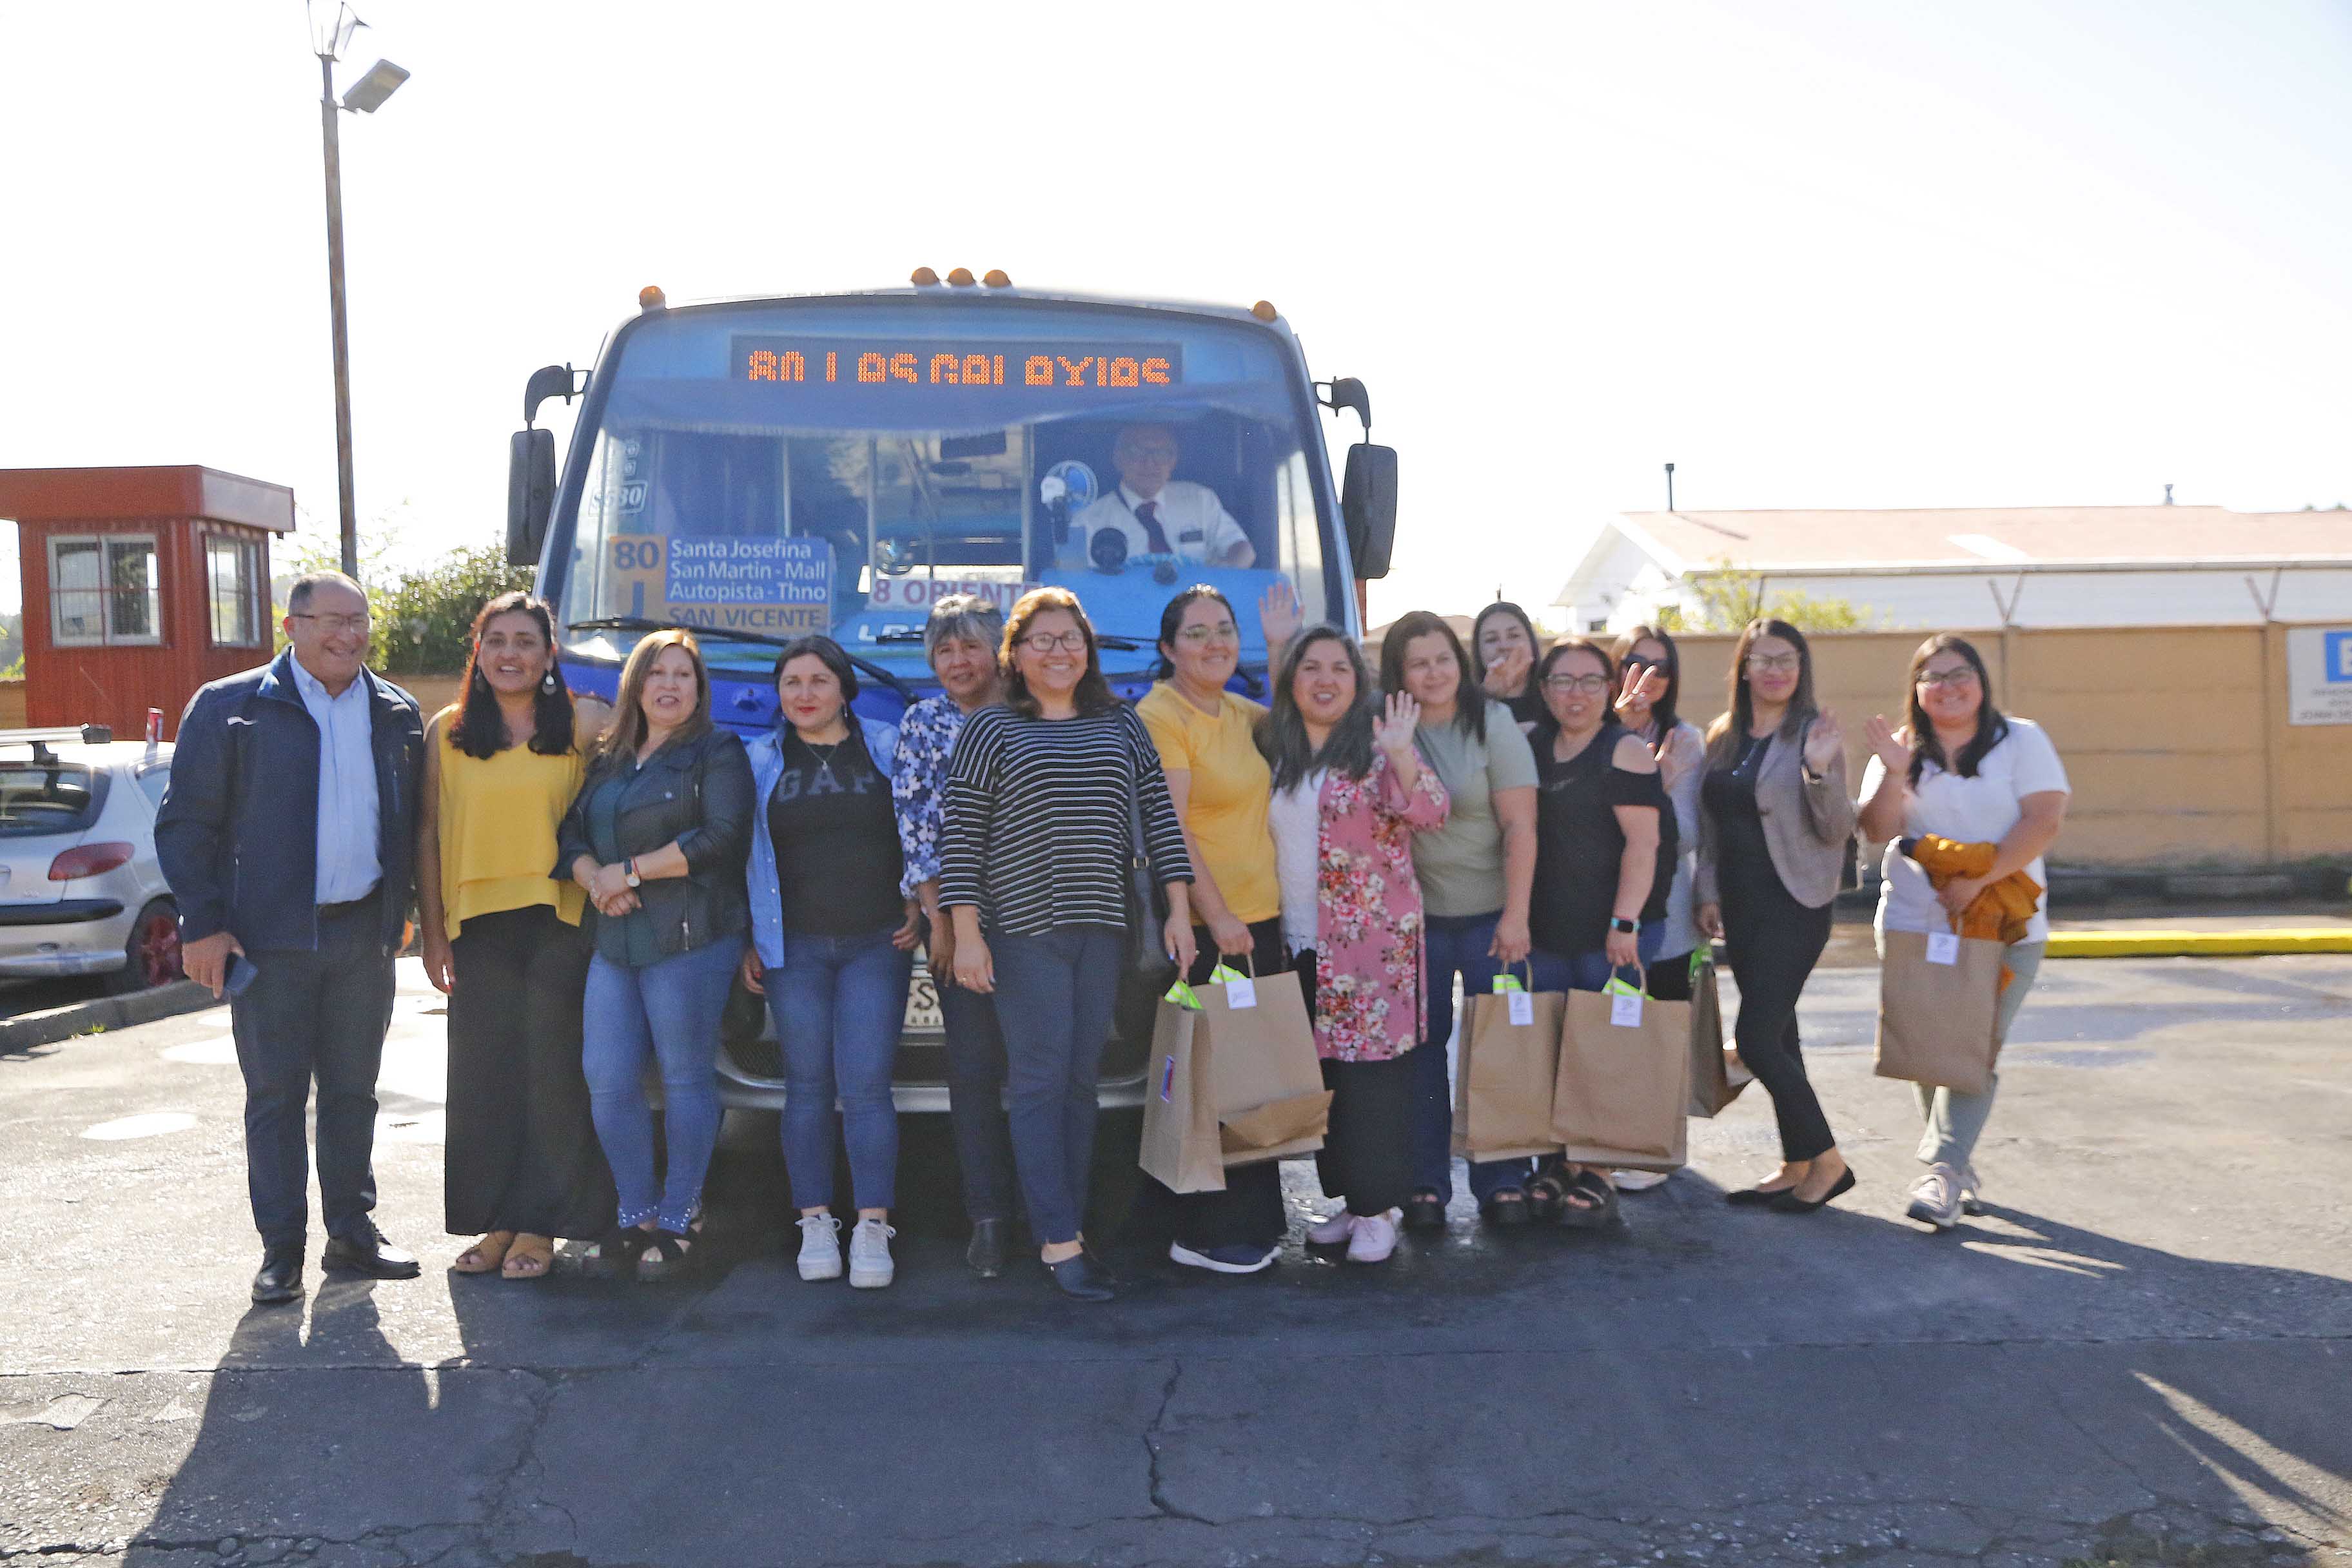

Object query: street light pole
[317,52,359,579]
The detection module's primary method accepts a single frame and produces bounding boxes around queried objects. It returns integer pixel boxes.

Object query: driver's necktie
[1133,500,1173,554]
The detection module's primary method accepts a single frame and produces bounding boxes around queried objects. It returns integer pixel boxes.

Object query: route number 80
[611,538,663,571]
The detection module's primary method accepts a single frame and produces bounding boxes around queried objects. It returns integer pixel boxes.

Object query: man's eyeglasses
[1917,667,1979,689]
[1745,653,1800,674]
[290,612,371,635]
[1175,623,1239,645]
[1019,631,1088,653]
[1542,674,1612,695]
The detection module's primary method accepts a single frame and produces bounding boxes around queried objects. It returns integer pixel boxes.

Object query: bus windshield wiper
[567,616,916,701]
[874,624,1148,651]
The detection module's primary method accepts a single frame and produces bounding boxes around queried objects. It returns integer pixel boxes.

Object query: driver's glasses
[1020,631,1088,653]
[1542,673,1612,695]
[1917,667,1978,690]
[291,612,371,635]
[1745,653,1800,674]
[1176,622,1239,645]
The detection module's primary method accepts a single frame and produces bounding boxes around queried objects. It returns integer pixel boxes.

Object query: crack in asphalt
[1142,1357,1211,1525]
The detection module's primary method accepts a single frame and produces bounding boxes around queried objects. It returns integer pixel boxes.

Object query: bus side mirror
[1341,442,1398,579]
[507,428,556,567]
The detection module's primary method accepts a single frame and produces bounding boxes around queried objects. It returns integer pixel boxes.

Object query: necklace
[799,734,845,779]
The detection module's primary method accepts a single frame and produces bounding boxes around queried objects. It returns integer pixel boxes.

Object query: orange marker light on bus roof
[946,267,976,287]
[639,285,667,311]
[1251,299,1278,322]
[983,269,1012,288]
[910,266,940,286]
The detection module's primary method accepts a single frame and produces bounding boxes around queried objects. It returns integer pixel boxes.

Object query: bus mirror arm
[1317,377,1373,434]
[522,364,586,429]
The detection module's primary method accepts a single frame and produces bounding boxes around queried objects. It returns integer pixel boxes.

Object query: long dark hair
[1257,625,1378,791]
[1152,583,1235,681]
[1379,610,1484,743]
[1526,637,1617,751]
[1001,586,1119,719]
[1471,600,1544,698]
[1903,633,2009,785]
[451,592,575,760]
[1609,623,1681,741]
[1703,617,1818,767]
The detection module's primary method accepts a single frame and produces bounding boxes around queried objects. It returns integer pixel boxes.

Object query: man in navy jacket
[155,571,425,1304]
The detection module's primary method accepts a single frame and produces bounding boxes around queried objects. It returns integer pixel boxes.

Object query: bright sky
[4,1,2348,627]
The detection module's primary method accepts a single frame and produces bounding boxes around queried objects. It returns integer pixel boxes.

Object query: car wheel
[104,899,183,995]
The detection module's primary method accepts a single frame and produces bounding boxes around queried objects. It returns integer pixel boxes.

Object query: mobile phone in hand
[224,954,259,998]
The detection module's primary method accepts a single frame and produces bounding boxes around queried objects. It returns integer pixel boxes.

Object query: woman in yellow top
[416,593,615,1281]
[1132,582,1299,1275]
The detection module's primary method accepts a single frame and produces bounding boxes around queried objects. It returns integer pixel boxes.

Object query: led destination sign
[731,337,1184,392]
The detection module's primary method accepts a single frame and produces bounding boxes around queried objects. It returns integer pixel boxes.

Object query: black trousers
[444,905,615,1239]
[231,897,398,1251]
[1130,919,1291,1251]
[1718,856,1838,1162]
[1297,940,1415,1216]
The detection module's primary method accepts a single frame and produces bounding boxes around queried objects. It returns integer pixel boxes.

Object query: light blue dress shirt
[288,656,383,904]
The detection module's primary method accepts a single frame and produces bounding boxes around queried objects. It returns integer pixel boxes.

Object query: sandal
[1558,1167,1620,1230]
[453,1231,516,1275]
[1478,1190,1531,1228]
[582,1227,650,1280]
[501,1233,554,1281]
[1400,1191,1447,1231]
[1526,1168,1569,1224]
[636,1229,696,1282]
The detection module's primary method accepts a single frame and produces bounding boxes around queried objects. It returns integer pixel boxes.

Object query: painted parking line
[80,1111,197,1141]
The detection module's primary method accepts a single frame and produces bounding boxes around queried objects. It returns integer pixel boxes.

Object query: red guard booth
[0,466,295,740]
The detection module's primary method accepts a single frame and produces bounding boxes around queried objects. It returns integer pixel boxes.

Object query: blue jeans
[990,926,1123,1246]
[767,925,913,1212]
[1410,910,1524,1204]
[1548,921,1667,996]
[581,934,744,1233]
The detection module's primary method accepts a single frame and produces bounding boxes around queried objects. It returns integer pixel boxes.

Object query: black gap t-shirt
[1529,720,1676,956]
[765,730,905,936]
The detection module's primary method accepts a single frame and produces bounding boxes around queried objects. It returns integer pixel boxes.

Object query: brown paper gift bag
[1197,962,1330,1168]
[1551,974,1691,1172]
[1685,955,1754,1119]
[1453,970,1567,1162]
[1874,927,2004,1095]
[1138,998,1226,1193]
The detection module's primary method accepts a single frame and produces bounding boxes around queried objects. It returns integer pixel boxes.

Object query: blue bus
[504,271,1396,1113]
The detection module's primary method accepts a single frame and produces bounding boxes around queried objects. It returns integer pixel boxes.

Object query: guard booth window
[206,536,263,647]
[50,536,161,647]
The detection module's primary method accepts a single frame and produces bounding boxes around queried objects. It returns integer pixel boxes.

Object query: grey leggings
[1908,939,2046,1171]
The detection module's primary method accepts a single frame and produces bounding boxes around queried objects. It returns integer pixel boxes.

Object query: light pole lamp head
[308,0,364,59]
[340,59,409,112]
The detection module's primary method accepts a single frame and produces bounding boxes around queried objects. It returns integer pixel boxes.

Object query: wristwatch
[1609,917,1638,935]
[623,858,642,889]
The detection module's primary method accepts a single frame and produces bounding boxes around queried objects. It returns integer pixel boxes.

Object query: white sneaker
[1611,1169,1670,1192]
[1346,1210,1399,1264]
[848,1217,896,1289]
[1306,1210,1355,1246]
[1906,1165,1963,1231]
[796,1214,843,1281]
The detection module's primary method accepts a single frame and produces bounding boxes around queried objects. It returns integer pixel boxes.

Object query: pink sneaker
[1346,1210,1398,1264]
[1306,1210,1355,1246]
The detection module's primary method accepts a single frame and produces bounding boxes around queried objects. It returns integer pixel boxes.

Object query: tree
[1657,560,1876,633]
[368,545,537,674]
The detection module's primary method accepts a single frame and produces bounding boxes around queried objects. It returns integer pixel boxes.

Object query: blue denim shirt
[286,654,384,903]
[747,715,898,970]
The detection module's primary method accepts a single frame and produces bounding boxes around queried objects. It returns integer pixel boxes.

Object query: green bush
[368,545,538,675]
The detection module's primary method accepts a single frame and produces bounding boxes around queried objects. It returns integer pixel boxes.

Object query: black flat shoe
[1770,1168,1857,1213]
[322,1222,421,1280]
[251,1249,304,1305]
[966,1218,1010,1279]
[1725,1184,1795,1207]
[1044,1253,1116,1302]
[1400,1192,1447,1231]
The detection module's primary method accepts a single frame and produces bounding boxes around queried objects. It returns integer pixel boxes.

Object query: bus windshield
[551,298,1340,680]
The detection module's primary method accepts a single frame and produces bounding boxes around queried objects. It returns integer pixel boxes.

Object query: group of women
[415,581,2070,1300]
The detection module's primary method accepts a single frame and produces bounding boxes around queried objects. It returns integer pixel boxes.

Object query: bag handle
[1492,959,1533,994]
[1603,961,1649,999]
[1210,952,1257,983]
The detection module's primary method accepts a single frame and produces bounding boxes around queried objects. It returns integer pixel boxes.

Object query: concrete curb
[2045,929,2352,959]
[0,979,221,1052]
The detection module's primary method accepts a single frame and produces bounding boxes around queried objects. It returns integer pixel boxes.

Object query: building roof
[1619,505,2352,573]
[0,466,295,533]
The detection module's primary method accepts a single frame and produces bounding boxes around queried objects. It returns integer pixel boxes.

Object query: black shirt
[765,730,904,936]
[1529,720,1676,956]
[1701,730,1776,894]
[1501,685,1547,730]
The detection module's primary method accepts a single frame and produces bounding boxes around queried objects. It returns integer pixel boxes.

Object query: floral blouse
[890,694,977,899]
[1268,750,1449,1063]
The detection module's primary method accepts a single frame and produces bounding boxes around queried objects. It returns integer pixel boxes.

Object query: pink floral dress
[1282,753,1449,1061]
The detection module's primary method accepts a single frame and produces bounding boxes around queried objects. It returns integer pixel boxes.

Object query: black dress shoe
[323,1222,422,1280]
[251,1249,304,1305]
[1044,1253,1116,1301]
[1400,1192,1447,1231]
[966,1218,1010,1279]
[1770,1168,1857,1214]
[1725,1184,1794,1207]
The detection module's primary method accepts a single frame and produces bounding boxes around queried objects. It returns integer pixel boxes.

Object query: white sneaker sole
[1168,1242,1277,1275]
[848,1266,894,1289]
[1905,1198,1961,1231]
[798,1253,843,1282]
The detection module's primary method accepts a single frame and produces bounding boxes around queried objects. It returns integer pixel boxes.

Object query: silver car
[0,727,182,993]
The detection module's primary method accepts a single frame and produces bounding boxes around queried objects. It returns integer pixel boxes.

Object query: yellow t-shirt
[433,705,589,937]
[1135,683,1280,926]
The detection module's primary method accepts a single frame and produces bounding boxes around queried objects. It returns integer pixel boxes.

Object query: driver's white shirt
[1073,482,1251,565]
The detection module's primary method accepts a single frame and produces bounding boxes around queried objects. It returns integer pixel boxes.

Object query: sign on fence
[2286,627,2352,727]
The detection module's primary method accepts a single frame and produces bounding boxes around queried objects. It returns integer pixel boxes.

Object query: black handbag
[1125,772,1179,988]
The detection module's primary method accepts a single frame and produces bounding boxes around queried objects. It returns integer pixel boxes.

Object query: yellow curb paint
[2046,930,2352,958]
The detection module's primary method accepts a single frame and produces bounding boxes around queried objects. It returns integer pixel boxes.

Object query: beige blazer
[1694,716,1856,911]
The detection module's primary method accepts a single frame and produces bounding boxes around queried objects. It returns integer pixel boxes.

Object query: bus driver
[1072,423,1257,569]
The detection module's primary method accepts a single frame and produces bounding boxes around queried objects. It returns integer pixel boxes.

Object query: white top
[1072,482,1251,565]
[1268,770,1328,955]
[1861,716,2071,943]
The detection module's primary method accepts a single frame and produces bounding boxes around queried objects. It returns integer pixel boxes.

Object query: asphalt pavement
[2,948,2347,1568]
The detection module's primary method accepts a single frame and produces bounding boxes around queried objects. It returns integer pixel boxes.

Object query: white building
[1553,505,2352,631]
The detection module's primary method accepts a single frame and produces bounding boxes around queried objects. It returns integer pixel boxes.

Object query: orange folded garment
[1901,835,2043,988]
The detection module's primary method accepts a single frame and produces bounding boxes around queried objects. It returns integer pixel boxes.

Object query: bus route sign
[606,534,832,636]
